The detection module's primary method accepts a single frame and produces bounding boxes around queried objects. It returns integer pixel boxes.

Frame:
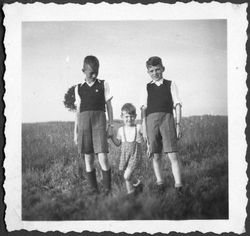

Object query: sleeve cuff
[174,102,182,109]
[106,96,113,102]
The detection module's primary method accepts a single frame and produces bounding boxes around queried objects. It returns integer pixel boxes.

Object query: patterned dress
[119,125,142,174]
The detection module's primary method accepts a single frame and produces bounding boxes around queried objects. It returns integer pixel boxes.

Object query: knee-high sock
[86,169,98,191]
[102,169,111,191]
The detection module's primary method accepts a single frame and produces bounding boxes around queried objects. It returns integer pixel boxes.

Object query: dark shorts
[77,111,108,154]
[146,112,177,153]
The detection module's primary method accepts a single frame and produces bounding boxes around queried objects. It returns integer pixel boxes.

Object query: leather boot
[86,169,98,194]
[102,169,111,195]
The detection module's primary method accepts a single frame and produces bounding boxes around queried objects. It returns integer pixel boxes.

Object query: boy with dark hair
[141,56,183,194]
[74,55,114,195]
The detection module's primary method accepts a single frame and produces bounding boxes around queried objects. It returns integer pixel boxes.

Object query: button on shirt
[141,78,182,109]
[74,79,113,111]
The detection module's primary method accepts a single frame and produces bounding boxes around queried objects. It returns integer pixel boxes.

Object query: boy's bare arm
[175,103,182,139]
[141,106,147,141]
[175,103,181,123]
[106,99,114,138]
[74,111,78,145]
[106,99,114,125]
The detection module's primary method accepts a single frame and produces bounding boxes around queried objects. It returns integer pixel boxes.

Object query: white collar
[81,79,100,86]
[151,78,164,85]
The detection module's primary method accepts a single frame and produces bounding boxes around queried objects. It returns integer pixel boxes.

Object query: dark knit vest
[78,79,106,112]
[146,79,173,116]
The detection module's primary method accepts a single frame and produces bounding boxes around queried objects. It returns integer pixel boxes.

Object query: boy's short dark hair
[121,103,137,116]
[146,56,163,69]
[83,55,100,72]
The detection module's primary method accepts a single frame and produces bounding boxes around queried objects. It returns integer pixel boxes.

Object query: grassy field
[22,115,228,220]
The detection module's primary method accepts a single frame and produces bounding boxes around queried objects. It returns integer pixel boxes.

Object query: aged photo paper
[3,2,248,234]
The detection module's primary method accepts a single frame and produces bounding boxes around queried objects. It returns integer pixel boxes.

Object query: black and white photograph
[3,2,247,234]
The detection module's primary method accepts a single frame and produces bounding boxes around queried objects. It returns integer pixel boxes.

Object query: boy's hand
[107,125,114,139]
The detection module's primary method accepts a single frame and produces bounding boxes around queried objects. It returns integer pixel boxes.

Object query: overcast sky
[22,20,227,123]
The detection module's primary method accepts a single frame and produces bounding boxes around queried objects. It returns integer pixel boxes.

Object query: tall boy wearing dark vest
[74,55,114,194]
[141,56,183,194]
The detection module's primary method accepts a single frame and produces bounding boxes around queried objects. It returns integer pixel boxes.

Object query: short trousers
[77,111,108,154]
[119,142,142,173]
[146,112,177,153]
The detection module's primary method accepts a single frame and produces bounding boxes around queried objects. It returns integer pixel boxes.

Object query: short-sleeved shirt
[74,79,113,111]
[117,124,143,144]
[141,78,182,109]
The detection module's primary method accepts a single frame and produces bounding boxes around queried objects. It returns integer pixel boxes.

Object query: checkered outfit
[119,126,142,173]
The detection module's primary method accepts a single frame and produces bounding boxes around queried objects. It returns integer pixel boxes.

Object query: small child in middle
[110,103,143,196]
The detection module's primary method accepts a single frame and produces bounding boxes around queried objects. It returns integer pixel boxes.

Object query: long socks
[102,169,111,194]
[86,169,98,193]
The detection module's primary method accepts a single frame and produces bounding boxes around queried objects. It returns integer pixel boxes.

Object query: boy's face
[82,64,98,82]
[147,65,165,81]
[121,111,136,126]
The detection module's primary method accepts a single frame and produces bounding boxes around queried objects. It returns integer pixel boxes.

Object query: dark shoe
[175,186,184,198]
[86,187,99,195]
[102,188,112,196]
[133,180,143,196]
[125,191,136,201]
[156,184,166,195]
[86,169,99,194]
[102,169,112,195]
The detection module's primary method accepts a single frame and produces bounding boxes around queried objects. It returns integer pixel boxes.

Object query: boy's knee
[123,170,132,181]
[98,153,109,163]
[168,152,178,162]
[85,154,94,161]
[98,153,110,171]
[123,175,130,181]
[153,154,161,162]
[98,153,107,158]
[85,154,94,167]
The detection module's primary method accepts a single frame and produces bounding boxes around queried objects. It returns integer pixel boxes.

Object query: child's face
[82,64,98,82]
[147,65,165,81]
[121,111,136,126]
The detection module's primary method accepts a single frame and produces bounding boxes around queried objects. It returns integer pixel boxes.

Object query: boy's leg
[85,153,95,172]
[153,153,166,194]
[146,113,165,190]
[152,153,164,185]
[85,153,98,192]
[98,153,112,193]
[77,154,85,179]
[124,168,134,194]
[167,152,182,188]
[98,153,110,171]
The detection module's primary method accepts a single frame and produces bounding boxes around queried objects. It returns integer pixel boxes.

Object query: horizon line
[22,114,228,124]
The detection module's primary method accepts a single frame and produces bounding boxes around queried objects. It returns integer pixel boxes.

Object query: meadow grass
[22,115,228,220]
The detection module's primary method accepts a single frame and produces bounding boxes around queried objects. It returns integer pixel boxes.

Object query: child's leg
[152,153,164,185]
[85,153,95,172]
[123,168,134,194]
[98,153,110,171]
[98,153,111,193]
[76,154,85,179]
[85,153,98,192]
[167,152,182,188]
